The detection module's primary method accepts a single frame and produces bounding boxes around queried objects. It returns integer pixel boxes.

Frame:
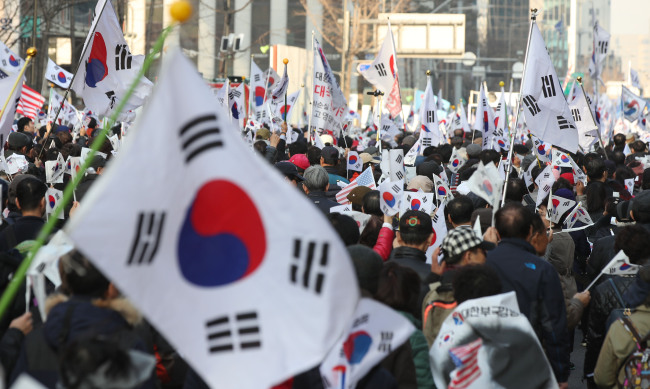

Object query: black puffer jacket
[584,275,636,380]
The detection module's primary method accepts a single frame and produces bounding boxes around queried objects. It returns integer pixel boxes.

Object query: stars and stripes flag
[17,85,45,120]
[336,167,377,204]
[448,338,483,389]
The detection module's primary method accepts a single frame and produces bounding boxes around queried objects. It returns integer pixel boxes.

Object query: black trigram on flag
[394,154,403,164]
[375,63,388,77]
[597,40,608,54]
[290,239,329,295]
[229,89,242,99]
[421,136,432,148]
[571,108,581,122]
[496,103,502,111]
[0,70,8,80]
[391,184,400,192]
[105,91,117,109]
[127,212,166,265]
[426,110,435,122]
[115,44,133,70]
[382,124,390,132]
[179,114,224,163]
[523,95,541,116]
[206,311,261,354]
[395,170,404,180]
[557,115,576,130]
[377,331,394,353]
[541,75,557,98]
[253,74,261,82]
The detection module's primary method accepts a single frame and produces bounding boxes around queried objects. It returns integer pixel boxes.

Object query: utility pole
[341,0,350,97]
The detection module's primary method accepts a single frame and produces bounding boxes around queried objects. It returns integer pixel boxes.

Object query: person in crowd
[301,165,339,214]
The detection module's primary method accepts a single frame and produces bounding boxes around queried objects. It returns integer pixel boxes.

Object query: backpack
[421,281,456,347]
[617,316,650,388]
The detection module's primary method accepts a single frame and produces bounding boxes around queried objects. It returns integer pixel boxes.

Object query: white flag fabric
[45,153,66,184]
[65,156,81,181]
[589,22,610,79]
[388,149,405,182]
[358,26,397,94]
[431,204,447,249]
[453,101,472,134]
[531,135,552,164]
[433,174,453,203]
[320,298,415,389]
[624,178,635,194]
[448,147,467,173]
[467,162,503,208]
[228,82,245,126]
[71,0,152,119]
[66,50,359,389]
[551,150,572,168]
[402,192,434,215]
[419,76,442,147]
[535,165,555,207]
[622,85,646,123]
[630,67,642,90]
[0,40,23,74]
[215,82,229,109]
[270,65,289,105]
[379,179,403,216]
[347,151,362,172]
[312,37,347,132]
[385,76,403,119]
[263,67,281,93]
[45,58,73,88]
[430,292,556,389]
[601,250,638,276]
[474,84,496,150]
[341,211,372,235]
[5,154,28,175]
[380,114,400,148]
[46,188,64,220]
[273,90,300,122]
[0,71,22,141]
[249,61,265,120]
[495,85,509,140]
[330,204,352,214]
[521,23,578,153]
[550,195,577,224]
[403,137,422,166]
[569,83,599,152]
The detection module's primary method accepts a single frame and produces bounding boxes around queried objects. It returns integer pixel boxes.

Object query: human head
[632,140,646,153]
[59,249,111,298]
[302,165,329,192]
[466,144,481,159]
[306,146,322,166]
[15,176,47,215]
[397,210,433,248]
[440,227,493,266]
[613,133,626,148]
[327,213,360,246]
[320,146,339,166]
[632,190,650,223]
[406,176,433,193]
[529,212,550,256]
[446,195,474,226]
[614,225,650,265]
[452,265,502,304]
[347,244,383,295]
[8,132,33,154]
[288,141,308,157]
[289,154,310,173]
[17,117,34,133]
[362,190,383,217]
[479,149,500,167]
[275,161,304,186]
[376,262,421,316]
[586,158,606,181]
[494,203,534,241]
[347,186,371,211]
[504,178,527,204]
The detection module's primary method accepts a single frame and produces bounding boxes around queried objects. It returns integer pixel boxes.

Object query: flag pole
[0,2,188,322]
[0,48,36,126]
[283,58,288,123]
[308,30,314,146]
[577,76,608,160]
[500,8,537,208]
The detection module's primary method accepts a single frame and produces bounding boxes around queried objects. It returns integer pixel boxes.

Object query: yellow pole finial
[283,58,289,65]
[499,81,505,87]
[170,0,193,23]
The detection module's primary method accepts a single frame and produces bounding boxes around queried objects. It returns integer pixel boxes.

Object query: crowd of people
[0,111,647,389]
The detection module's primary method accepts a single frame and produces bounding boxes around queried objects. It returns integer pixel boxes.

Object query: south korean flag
[379,179,403,216]
[521,22,578,152]
[66,50,359,389]
[45,153,66,184]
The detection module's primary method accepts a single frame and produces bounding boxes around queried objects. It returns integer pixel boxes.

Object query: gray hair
[303,165,329,191]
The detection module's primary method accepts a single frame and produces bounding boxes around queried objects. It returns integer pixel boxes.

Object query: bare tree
[297,0,407,97]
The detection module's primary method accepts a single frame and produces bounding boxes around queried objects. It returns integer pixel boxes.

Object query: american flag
[335,167,376,204]
[448,338,482,389]
[17,85,45,120]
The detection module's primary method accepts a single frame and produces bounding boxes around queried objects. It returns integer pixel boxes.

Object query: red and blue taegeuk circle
[85,32,108,88]
[343,331,372,365]
[411,198,421,210]
[382,192,396,208]
[177,180,266,287]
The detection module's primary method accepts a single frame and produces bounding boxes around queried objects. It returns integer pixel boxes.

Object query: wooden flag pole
[0,48,36,126]
[0,1,191,322]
